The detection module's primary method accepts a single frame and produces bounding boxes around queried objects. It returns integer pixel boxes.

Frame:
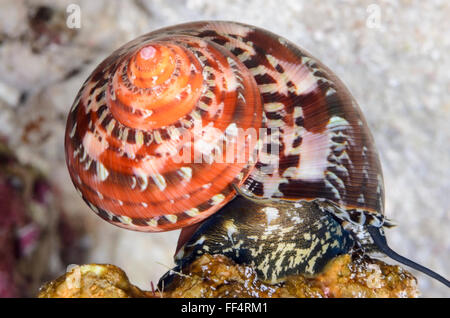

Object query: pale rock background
[0,0,448,297]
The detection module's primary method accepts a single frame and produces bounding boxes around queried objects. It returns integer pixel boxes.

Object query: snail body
[65,21,449,287]
[172,194,355,284]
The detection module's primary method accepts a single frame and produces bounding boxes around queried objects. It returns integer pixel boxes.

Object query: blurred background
[0,0,448,297]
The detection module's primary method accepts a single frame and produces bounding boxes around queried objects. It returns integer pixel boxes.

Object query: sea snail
[65,21,449,288]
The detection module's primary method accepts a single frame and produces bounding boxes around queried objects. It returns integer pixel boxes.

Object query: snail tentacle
[367,226,450,288]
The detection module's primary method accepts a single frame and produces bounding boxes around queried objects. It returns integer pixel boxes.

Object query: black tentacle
[367,226,450,288]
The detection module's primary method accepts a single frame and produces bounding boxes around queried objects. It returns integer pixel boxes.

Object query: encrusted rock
[38,264,150,298]
[38,253,419,298]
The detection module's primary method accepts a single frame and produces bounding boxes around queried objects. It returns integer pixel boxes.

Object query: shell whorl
[109,41,205,130]
[65,31,263,231]
[65,21,385,232]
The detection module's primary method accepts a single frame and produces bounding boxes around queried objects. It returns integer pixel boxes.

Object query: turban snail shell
[65,21,449,288]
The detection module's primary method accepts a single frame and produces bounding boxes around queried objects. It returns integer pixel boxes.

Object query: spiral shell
[65,21,385,233]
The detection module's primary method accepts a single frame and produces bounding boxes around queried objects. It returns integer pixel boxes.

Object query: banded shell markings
[158,21,387,235]
[65,33,263,231]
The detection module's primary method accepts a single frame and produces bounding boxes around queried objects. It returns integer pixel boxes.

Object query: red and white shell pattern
[65,21,385,232]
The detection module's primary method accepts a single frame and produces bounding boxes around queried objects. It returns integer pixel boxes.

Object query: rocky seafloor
[0,0,448,297]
